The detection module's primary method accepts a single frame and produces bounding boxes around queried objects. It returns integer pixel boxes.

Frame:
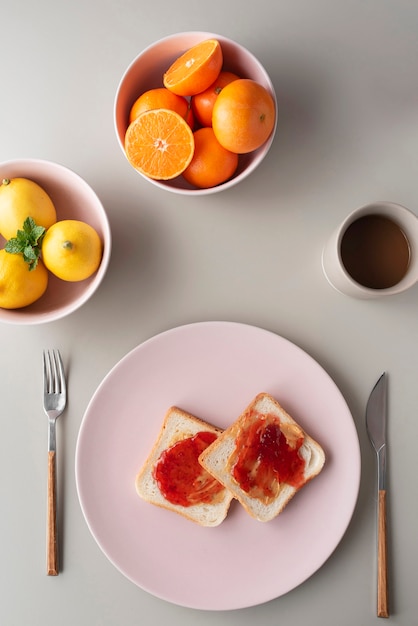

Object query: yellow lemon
[0,177,57,240]
[42,220,102,282]
[0,249,48,309]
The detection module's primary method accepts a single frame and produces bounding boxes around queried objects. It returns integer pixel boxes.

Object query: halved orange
[163,39,223,96]
[124,108,195,180]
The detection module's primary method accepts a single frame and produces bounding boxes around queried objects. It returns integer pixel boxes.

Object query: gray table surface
[1,1,417,624]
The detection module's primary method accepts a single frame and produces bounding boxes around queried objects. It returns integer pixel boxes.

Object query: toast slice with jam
[199,392,325,522]
[135,406,234,526]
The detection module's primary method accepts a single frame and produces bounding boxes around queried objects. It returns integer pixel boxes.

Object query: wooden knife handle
[377,489,388,617]
[47,450,59,576]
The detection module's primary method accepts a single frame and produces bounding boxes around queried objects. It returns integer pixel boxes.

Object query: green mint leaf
[23,216,36,233]
[23,245,40,270]
[23,245,37,261]
[20,217,45,246]
[32,225,45,243]
[5,238,25,254]
[4,216,45,270]
[15,228,27,243]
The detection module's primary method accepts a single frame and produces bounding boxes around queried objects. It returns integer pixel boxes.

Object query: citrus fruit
[124,108,195,180]
[0,249,48,309]
[182,127,239,189]
[163,39,223,96]
[42,220,102,282]
[129,87,194,128]
[212,79,276,153]
[0,177,57,241]
[191,71,240,127]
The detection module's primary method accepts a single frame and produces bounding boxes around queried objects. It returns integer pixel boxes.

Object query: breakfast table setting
[1,1,418,625]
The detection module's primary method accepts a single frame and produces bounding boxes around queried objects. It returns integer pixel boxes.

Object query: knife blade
[366,372,389,618]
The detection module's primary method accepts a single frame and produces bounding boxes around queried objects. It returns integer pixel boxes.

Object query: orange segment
[124,108,195,180]
[163,39,223,96]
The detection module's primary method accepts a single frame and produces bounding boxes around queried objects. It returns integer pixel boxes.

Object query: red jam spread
[153,431,225,507]
[230,411,306,504]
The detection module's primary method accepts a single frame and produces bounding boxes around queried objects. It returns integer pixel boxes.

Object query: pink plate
[75,321,360,610]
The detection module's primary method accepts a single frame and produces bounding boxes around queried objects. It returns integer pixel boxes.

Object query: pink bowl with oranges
[114,31,277,195]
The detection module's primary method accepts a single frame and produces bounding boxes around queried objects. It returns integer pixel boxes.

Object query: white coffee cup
[321,201,418,299]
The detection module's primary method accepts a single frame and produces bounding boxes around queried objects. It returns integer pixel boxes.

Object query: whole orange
[129,87,194,128]
[191,71,240,127]
[212,79,276,153]
[182,127,238,189]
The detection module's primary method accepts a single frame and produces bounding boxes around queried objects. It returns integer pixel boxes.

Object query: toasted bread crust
[199,393,326,522]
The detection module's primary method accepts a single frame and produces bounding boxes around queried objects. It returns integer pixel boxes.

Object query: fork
[43,349,67,576]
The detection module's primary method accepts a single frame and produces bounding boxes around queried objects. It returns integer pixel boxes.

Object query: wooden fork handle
[377,489,388,617]
[47,451,58,576]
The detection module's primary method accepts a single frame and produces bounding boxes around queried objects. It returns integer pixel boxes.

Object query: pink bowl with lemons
[0,159,111,325]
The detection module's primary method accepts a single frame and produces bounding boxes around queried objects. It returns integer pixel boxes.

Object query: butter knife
[366,372,389,618]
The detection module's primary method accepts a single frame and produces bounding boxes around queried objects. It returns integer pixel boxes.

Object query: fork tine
[54,350,66,397]
[43,350,66,397]
[50,350,61,395]
[43,349,51,393]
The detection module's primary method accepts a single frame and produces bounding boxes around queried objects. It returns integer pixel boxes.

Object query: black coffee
[341,215,410,289]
